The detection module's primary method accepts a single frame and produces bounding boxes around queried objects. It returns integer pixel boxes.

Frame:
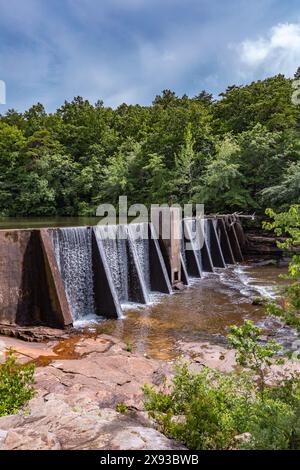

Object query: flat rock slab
[0,334,182,450]
[0,335,59,364]
[0,324,70,342]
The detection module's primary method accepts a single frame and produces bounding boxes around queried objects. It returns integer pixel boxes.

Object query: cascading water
[94,224,149,305]
[51,227,96,321]
[191,218,204,270]
[128,223,151,292]
[95,225,129,302]
[204,219,211,252]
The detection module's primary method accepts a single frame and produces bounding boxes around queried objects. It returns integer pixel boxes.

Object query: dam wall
[0,215,245,328]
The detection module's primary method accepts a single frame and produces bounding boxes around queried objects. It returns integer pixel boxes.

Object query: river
[74,263,293,360]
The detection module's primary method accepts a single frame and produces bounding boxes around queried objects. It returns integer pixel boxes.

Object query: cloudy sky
[0,0,300,112]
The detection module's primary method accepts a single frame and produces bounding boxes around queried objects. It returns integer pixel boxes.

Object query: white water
[95,224,150,305]
[96,225,129,302]
[51,227,96,321]
[128,223,151,291]
[218,265,279,301]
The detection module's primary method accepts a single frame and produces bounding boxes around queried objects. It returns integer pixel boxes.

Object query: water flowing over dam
[51,227,96,321]
[94,224,149,306]
[0,215,245,328]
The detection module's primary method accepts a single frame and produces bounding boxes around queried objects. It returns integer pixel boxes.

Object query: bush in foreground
[0,349,35,417]
[143,321,300,450]
[144,363,300,450]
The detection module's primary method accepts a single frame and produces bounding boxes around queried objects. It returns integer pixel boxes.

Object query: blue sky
[0,0,300,112]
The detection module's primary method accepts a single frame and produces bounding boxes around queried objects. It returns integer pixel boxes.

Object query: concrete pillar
[208,219,226,268]
[226,218,244,262]
[183,219,202,278]
[149,223,172,294]
[40,229,73,327]
[217,218,235,264]
[151,207,182,287]
[180,253,189,285]
[0,229,73,328]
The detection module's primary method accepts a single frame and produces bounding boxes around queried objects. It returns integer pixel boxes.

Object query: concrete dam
[0,215,245,329]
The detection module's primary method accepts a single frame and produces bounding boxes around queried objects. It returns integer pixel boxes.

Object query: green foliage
[261,163,300,210]
[116,403,129,414]
[228,320,283,398]
[144,320,300,450]
[264,205,300,247]
[194,136,252,211]
[143,360,300,450]
[0,73,299,215]
[125,342,133,353]
[0,349,35,417]
[214,75,297,133]
[263,206,300,334]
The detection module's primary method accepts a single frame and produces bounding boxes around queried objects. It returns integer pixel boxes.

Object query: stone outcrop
[244,230,299,258]
[1,331,300,450]
[0,334,183,450]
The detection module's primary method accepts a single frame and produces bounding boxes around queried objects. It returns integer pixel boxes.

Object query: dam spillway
[0,215,246,328]
[51,227,96,321]
[94,224,150,306]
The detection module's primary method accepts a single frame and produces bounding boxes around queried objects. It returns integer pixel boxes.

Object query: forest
[0,72,300,216]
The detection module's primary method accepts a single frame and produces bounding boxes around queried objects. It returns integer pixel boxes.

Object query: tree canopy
[0,73,299,216]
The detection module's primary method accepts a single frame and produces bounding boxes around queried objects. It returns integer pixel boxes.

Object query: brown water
[0,216,144,230]
[0,217,104,230]
[74,263,292,360]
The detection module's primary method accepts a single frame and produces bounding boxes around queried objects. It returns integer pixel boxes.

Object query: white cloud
[237,23,300,77]
[2,1,299,111]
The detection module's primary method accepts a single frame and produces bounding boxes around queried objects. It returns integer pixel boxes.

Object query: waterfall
[128,223,151,291]
[191,218,204,270]
[95,225,129,302]
[51,227,96,321]
[94,224,149,304]
[204,219,211,252]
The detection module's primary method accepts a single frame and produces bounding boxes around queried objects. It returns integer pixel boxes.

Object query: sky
[0,0,300,113]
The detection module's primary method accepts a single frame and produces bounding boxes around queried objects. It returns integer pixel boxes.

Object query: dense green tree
[214,75,298,133]
[0,72,299,216]
[173,123,196,202]
[261,162,300,209]
[194,136,252,211]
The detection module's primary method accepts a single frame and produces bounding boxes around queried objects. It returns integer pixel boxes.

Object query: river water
[74,263,294,360]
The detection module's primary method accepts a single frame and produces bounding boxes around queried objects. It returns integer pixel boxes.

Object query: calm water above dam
[0,217,104,230]
[0,216,148,230]
[76,263,292,360]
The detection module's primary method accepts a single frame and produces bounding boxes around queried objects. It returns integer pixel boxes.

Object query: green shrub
[144,319,300,450]
[116,402,129,414]
[144,363,253,450]
[143,362,300,450]
[0,349,35,417]
[263,206,300,334]
[125,342,133,353]
[227,320,283,399]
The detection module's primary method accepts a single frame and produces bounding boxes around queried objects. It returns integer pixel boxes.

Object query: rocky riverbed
[1,331,300,450]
